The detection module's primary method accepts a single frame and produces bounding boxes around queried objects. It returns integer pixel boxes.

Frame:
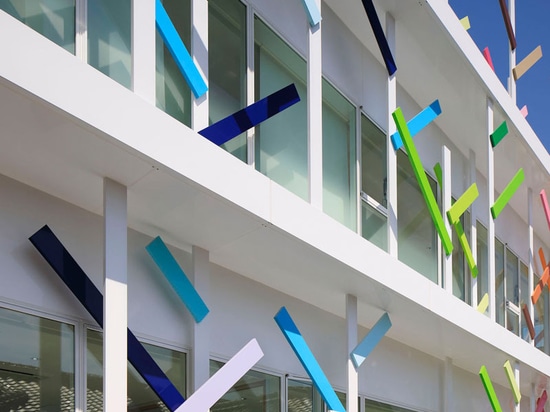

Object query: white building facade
[0,0,549,411]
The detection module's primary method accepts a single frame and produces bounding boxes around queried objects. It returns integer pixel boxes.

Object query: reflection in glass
[452,211,471,304]
[533,273,545,351]
[477,222,489,309]
[86,329,186,411]
[495,239,505,328]
[209,0,247,160]
[210,360,280,412]
[361,114,387,208]
[0,307,75,411]
[322,79,357,230]
[365,398,416,412]
[362,201,387,252]
[0,0,75,53]
[254,17,308,200]
[505,249,519,335]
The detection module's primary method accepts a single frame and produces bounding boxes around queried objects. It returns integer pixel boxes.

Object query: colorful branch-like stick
[490,121,508,148]
[351,312,391,369]
[513,46,543,81]
[532,248,550,305]
[498,0,516,50]
[503,360,521,403]
[536,390,547,412]
[390,100,441,151]
[479,365,503,412]
[146,236,210,323]
[520,105,528,118]
[491,169,524,220]
[299,0,322,26]
[460,16,470,30]
[540,189,550,231]
[483,47,495,72]
[199,84,300,145]
[522,304,535,340]
[477,293,489,313]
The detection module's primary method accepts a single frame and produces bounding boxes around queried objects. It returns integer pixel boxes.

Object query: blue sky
[449,0,550,153]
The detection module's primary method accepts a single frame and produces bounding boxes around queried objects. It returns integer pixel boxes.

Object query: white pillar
[191,246,210,391]
[470,150,478,306]
[443,357,453,411]
[103,178,128,412]
[386,12,398,258]
[528,188,535,345]
[508,0,516,102]
[75,0,87,62]
[192,0,209,130]
[346,295,358,412]
[514,361,520,412]
[442,146,452,292]
[308,0,323,209]
[246,5,256,167]
[487,99,496,322]
[132,0,156,103]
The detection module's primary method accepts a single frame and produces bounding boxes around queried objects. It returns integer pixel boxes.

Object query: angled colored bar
[491,169,524,219]
[29,225,185,411]
[540,189,550,231]
[175,339,264,412]
[520,105,529,118]
[447,183,479,225]
[483,47,495,72]
[433,163,443,189]
[536,390,548,412]
[490,121,508,148]
[531,265,549,305]
[460,16,471,30]
[522,304,535,340]
[392,107,453,255]
[351,312,391,369]
[454,219,478,277]
[299,0,322,26]
[513,46,543,81]
[360,0,397,76]
[479,365,503,412]
[539,247,547,273]
[478,293,489,313]
[274,307,345,412]
[503,360,521,403]
[498,0,517,50]
[199,84,300,146]
[390,100,442,151]
[155,0,207,98]
[146,236,209,323]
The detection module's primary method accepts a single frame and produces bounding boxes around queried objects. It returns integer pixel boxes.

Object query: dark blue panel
[360,0,397,76]
[199,83,300,146]
[29,225,185,412]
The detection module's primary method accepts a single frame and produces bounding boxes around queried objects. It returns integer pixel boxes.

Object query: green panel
[454,219,478,277]
[392,107,453,255]
[479,365,503,412]
[491,168,524,219]
[490,121,508,148]
[447,183,479,225]
[433,162,443,189]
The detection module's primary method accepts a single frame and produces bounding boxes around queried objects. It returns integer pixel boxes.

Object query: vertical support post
[103,178,128,412]
[346,295,358,412]
[508,0,516,102]
[487,99,496,322]
[246,5,256,167]
[192,0,209,131]
[514,361,520,412]
[470,150,478,307]
[443,357,453,412]
[191,246,210,391]
[75,0,88,62]
[545,288,550,355]
[528,188,535,346]
[308,0,323,209]
[386,12,398,258]
[442,146,452,292]
[531,383,536,412]
[132,0,156,103]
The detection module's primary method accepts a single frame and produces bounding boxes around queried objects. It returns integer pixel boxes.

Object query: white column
[514,361,520,412]
[246,6,256,167]
[487,99,496,322]
[132,0,156,104]
[528,188,535,345]
[192,0,209,130]
[508,0,516,102]
[308,0,323,209]
[386,12,398,257]
[75,0,87,62]
[531,383,536,412]
[103,178,128,412]
[191,246,210,391]
[442,357,453,411]
[442,146,452,292]
[346,295,358,412]
[470,150,478,306]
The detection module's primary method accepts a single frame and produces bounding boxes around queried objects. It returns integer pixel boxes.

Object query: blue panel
[351,312,392,369]
[155,0,207,98]
[199,84,300,146]
[390,100,442,151]
[360,0,397,76]
[300,0,322,26]
[146,236,209,323]
[274,307,345,412]
[29,225,185,412]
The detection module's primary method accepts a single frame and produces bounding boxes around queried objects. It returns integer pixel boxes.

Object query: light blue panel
[300,0,322,26]
[274,307,345,412]
[351,312,391,369]
[146,236,209,323]
[390,100,441,151]
[155,0,207,98]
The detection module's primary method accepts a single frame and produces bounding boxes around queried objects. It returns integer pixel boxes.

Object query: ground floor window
[365,398,417,411]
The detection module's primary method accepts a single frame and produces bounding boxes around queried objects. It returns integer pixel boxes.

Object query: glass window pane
[361,114,387,208]
[534,273,545,351]
[397,150,438,283]
[0,307,75,411]
[505,249,520,335]
[477,222,489,309]
[210,360,280,412]
[365,398,416,412]
[209,0,247,161]
[288,379,315,412]
[254,17,308,200]
[495,238,505,327]
[88,0,131,88]
[322,79,357,230]
[452,210,471,304]
[520,262,530,341]
[362,201,387,251]
[86,329,186,411]
[156,0,192,126]
[0,0,75,53]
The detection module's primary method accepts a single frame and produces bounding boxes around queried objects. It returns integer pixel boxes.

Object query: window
[156,0,192,126]
[365,399,417,412]
[505,248,520,335]
[0,307,75,411]
[287,378,321,412]
[397,150,438,283]
[254,17,308,200]
[533,272,545,352]
[88,0,131,88]
[452,210,470,304]
[322,79,357,230]
[86,329,186,411]
[495,238,505,328]
[477,222,489,311]
[209,0,247,160]
[0,0,75,53]
[210,360,280,412]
